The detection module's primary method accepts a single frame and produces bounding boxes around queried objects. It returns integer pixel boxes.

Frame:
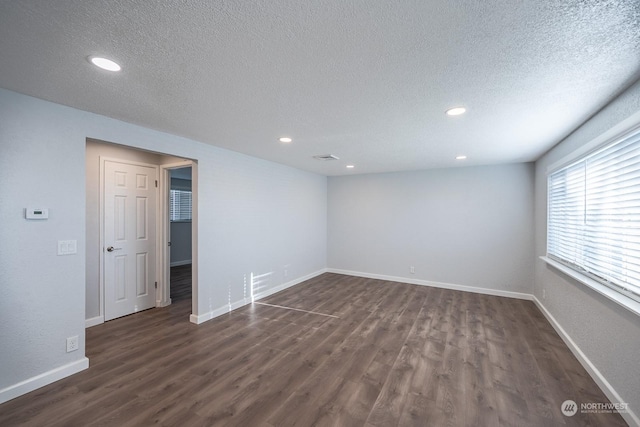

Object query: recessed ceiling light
[346,165,355,169]
[89,56,121,72]
[446,107,466,116]
[278,137,292,143]
[456,155,467,160]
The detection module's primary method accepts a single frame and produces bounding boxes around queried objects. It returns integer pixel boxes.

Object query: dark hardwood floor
[0,273,627,426]
[170,264,192,302]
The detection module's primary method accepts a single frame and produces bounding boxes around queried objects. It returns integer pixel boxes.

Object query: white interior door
[104,160,158,321]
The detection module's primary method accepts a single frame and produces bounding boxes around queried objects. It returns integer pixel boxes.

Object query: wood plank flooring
[0,273,627,426]
[170,264,192,302]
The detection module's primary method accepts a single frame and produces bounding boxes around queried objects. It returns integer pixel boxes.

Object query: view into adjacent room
[169,166,193,304]
[85,139,195,326]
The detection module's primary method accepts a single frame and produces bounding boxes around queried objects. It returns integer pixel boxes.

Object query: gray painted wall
[328,163,535,294]
[0,88,327,399]
[170,221,192,265]
[534,79,640,417]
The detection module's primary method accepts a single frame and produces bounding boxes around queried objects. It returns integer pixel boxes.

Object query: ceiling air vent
[313,154,340,161]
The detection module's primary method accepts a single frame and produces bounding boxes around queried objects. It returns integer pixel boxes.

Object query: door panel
[136,197,148,239]
[136,252,148,296]
[104,160,158,321]
[115,256,126,301]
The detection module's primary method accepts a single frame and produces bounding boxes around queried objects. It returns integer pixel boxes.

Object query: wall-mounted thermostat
[26,208,49,220]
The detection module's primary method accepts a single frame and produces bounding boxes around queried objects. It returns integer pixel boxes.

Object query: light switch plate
[58,240,77,255]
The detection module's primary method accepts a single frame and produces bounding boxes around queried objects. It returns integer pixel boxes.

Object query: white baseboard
[253,269,328,301]
[170,260,192,267]
[190,302,242,324]
[85,315,104,328]
[532,296,639,427]
[326,268,533,301]
[0,358,89,405]
[189,268,327,325]
[157,298,172,308]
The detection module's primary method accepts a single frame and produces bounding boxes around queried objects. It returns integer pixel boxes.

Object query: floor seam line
[253,301,340,318]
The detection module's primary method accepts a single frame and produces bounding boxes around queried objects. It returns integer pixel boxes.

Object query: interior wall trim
[326,268,534,301]
[0,358,89,405]
[189,268,328,325]
[85,316,104,328]
[169,260,192,267]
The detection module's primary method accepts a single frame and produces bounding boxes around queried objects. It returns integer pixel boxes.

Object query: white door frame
[159,160,198,315]
[99,156,161,321]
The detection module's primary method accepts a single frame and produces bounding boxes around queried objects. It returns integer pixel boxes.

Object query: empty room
[0,1,639,426]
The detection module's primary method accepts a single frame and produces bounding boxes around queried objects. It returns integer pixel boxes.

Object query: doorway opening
[85,138,197,326]
[168,167,193,305]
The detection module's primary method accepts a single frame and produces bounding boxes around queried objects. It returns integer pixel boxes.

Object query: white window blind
[548,128,640,304]
[170,189,192,222]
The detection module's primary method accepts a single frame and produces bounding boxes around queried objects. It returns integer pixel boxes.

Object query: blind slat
[170,189,192,221]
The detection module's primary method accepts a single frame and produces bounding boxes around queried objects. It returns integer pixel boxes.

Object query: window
[170,189,192,222]
[547,127,640,304]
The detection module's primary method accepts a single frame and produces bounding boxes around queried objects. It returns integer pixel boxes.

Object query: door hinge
[155,180,158,187]
[155,281,158,289]
[168,241,172,246]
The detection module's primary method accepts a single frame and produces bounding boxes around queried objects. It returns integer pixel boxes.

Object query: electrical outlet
[410,266,415,274]
[284,269,288,278]
[542,289,546,299]
[66,336,79,353]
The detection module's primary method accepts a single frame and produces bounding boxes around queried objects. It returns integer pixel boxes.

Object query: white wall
[0,88,327,403]
[328,163,535,295]
[534,79,640,423]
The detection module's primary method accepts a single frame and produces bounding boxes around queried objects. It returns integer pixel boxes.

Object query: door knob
[106,246,121,252]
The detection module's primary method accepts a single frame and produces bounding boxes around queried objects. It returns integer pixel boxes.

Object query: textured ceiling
[0,1,639,175]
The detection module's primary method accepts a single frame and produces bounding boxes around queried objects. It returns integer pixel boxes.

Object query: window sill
[540,256,640,317]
